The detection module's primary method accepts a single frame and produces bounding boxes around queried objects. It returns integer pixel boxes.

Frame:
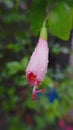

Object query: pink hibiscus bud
[26,25,49,100]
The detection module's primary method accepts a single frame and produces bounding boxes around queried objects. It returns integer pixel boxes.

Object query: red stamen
[35,88,46,93]
[32,87,46,101]
[32,93,37,100]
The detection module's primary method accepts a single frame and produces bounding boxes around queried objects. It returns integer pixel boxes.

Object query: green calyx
[40,25,47,40]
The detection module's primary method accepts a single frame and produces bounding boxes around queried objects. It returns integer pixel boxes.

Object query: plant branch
[43,0,58,26]
[69,31,73,67]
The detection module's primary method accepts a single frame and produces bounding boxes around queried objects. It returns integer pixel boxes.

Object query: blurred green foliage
[0,0,73,130]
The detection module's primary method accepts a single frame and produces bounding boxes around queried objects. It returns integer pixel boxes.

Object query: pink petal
[26,38,49,86]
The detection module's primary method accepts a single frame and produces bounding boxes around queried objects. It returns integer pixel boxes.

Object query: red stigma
[28,72,36,80]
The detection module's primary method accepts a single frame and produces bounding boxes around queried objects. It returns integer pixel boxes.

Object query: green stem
[44,0,58,24]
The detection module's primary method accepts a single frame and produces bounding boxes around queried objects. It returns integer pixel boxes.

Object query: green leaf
[42,76,54,88]
[8,88,15,96]
[15,75,28,86]
[20,57,28,70]
[3,12,26,23]
[48,1,72,40]
[6,61,21,75]
[64,0,73,7]
[30,0,47,35]
[70,7,73,28]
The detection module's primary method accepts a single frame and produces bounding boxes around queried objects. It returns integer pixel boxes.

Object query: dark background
[0,0,73,130]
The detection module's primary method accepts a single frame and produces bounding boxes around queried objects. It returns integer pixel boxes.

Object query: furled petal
[26,38,49,87]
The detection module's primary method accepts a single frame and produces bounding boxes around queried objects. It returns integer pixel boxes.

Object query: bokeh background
[0,0,73,130]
